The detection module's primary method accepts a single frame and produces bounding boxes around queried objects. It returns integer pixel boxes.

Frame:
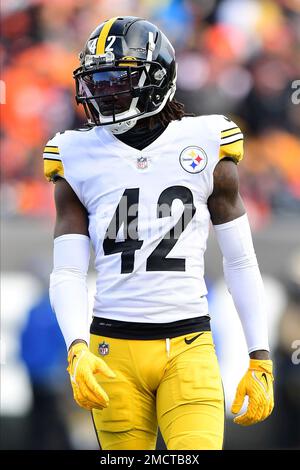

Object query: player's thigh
[90,334,158,450]
[157,332,224,450]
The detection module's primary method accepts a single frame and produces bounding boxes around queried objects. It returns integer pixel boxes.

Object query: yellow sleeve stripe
[43,157,61,162]
[44,159,64,182]
[44,146,60,155]
[221,127,241,138]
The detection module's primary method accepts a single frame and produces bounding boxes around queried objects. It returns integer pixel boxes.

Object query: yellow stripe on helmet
[96,17,118,55]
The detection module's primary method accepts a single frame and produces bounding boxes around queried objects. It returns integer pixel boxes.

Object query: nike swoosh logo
[184,332,204,345]
[71,354,77,367]
[70,351,86,385]
[261,372,268,387]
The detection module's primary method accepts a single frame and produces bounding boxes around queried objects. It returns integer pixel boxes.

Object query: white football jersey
[44,115,243,323]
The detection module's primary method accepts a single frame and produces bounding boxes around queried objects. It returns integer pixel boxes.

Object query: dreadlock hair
[148,98,195,129]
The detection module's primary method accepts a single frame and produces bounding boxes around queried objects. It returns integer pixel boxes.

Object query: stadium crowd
[1,0,300,225]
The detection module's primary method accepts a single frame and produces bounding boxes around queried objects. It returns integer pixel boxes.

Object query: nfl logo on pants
[98,341,109,356]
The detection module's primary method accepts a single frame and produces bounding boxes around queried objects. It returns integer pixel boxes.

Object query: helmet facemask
[74,59,171,130]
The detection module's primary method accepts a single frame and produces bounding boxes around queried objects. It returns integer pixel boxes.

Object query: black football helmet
[73,16,177,133]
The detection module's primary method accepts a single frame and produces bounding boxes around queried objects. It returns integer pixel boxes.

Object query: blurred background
[1,0,300,450]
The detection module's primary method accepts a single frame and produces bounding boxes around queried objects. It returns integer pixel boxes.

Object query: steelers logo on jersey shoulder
[179,146,208,174]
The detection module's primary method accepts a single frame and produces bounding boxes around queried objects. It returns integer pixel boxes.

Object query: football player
[44,17,274,450]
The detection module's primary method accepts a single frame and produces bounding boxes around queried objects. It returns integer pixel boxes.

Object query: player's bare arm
[208,158,245,225]
[54,177,89,238]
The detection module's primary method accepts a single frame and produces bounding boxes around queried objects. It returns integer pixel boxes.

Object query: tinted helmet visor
[75,63,167,125]
[77,67,143,120]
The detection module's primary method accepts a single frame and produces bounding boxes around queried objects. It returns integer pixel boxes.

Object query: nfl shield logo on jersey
[98,341,110,356]
[137,156,148,169]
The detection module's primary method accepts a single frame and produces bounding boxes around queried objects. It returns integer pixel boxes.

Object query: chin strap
[107,118,137,134]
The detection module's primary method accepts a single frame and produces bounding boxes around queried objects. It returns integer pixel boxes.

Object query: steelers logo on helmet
[179,146,208,174]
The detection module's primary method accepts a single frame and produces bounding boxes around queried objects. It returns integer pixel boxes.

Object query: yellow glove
[67,342,116,411]
[231,359,274,426]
